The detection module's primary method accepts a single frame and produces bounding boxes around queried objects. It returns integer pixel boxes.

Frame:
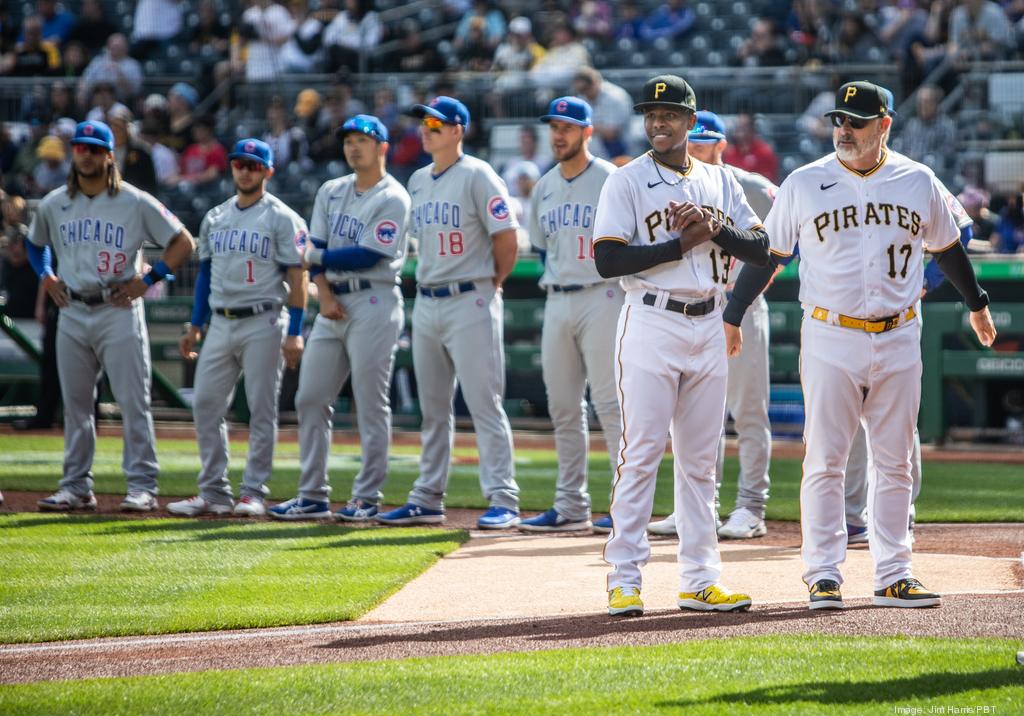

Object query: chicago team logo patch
[944,189,967,220]
[244,140,256,153]
[374,220,398,245]
[294,229,308,250]
[488,196,510,221]
[555,99,569,113]
[158,203,174,219]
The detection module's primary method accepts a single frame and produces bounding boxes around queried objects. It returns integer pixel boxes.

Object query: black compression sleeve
[931,241,989,311]
[593,239,684,279]
[712,225,770,266]
[722,260,778,326]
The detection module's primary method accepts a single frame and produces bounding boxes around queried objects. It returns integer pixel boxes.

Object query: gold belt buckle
[223,308,234,318]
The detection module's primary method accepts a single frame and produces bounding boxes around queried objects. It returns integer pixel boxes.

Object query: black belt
[642,293,717,317]
[551,284,586,293]
[213,302,278,319]
[419,281,475,298]
[68,289,109,306]
[330,279,372,295]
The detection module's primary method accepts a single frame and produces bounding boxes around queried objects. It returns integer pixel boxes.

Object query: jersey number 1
[245,260,255,284]
[576,235,594,260]
[887,243,912,279]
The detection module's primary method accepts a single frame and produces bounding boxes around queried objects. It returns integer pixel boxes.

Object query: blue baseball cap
[71,120,115,151]
[688,110,727,144]
[169,82,199,109]
[540,96,592,126]
[881,86,898,118]
[407,96,470,129]
[228,138,274,168]
[337,114,389,143]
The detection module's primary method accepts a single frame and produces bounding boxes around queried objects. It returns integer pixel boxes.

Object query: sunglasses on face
[421,116,449,131]
[831,115,869,130]
[73,144,108,155]
[231,159,265,172]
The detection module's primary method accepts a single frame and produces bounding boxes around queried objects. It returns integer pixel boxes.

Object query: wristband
[142,260,174,287]
[287,306,304,336]
[305,247,324,266]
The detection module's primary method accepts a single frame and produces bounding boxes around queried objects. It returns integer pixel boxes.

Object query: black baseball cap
[825,81,890,120]
[633,74,697,113]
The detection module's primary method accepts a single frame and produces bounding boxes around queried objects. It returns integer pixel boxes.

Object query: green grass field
[1,435,1021,522]
[2,636,1021,715]
[0,514,466,644]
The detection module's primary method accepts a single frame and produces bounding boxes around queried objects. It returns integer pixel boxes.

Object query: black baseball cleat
[873,578,940,608]
[808,579,844,610]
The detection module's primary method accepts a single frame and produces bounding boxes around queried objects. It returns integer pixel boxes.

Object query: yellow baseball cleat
[678,584,752,612]
[608,586,644,617]
[874,578,940,608]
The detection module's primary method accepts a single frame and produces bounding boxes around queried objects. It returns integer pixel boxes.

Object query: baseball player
[725,81,995,610]
[168,139,308,518]
[376,96,521,530]
[595,76,769,617]
[518,97,622,533]
[647,110,777,541]
[28,120,194,512]
[268,115,410,521]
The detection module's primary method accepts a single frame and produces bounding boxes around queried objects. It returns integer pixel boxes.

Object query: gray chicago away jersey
[727,165,777,223]
[197,192,307,308]
[308,173,410,285]
[29,183,183,293]
[529,157,616,288]
[407,154,518,285]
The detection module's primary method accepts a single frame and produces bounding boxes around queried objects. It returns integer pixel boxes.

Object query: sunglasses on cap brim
[231,159,267,172]
[830,114,874,130]
[421,116,454,131]
[72,144,109,155]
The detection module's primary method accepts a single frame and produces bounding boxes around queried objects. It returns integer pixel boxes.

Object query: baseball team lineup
[23,72,998,616]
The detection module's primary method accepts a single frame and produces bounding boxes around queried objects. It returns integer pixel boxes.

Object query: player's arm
[492,228,518,287]
[313,272,345,321]
[113,227,196,306]
[593,238,684,278]
[180,257,211,360]
[282,265,309,369]
[923,225,971,295]
[27,207,69,307]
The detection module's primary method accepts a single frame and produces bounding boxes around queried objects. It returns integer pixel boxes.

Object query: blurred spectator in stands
[508,162,541,251]
[491,17,545,116]
[67,0,114,55]
[108,107,158,195]
[878,0,929,64]
[323,0,381,74]
[84,82,128,123]
[372,87,400,135]
[826,12,886,62]
[0,217,37,319]
[797,74,842,149]
[573,67,632,158]
[30,0,76,48]
[958,187,998,251]
[571,1,614,42]
[59,40,87,79]
[2,15,62,76]
[190,0,231,61]
[293,89,323,137]
[48,80,77,121]
[501,125,544,193]
[0,126,18,177]
[179,115,227,187]
[723,113,778,183]
[454,0,507,54]
[164,83,198,154]
[131,0,182,59]
[905,0,957,91]
[0,7,18,56]
[531,24,591,95]
[78,34,142,107]
[308,84,364,162]
[734,17,788,67]
[458,17,495,71]
[52,116,76,156]
[9,115,50,195]
[282,0,335,73]
[638,0,696,41]
[27,135,68,198]
[948,0,1015,61]
[381,18,446,73]
[996,192,1024,253]
[615,2,646,41]
[892,84,956,172]
[240,0,296,81]
[786,0,832,58]
[139,113,179,188]
[263,96,310,173]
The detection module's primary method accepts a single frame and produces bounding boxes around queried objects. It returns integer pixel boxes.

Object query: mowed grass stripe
[0,516,467,644]
[1,636,1022,715]
[1,436,1021,521]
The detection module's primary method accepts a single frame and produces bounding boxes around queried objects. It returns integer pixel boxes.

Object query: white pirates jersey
[765,149,960,319]
[593,152,762,299]
[197,192,307,309]
[308,173,411,285]
[528,156,617,288]
[29,183,183,294]
[407,153,519,286]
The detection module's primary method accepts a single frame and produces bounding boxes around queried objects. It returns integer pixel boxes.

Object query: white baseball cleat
[167,496,232,517]
[233,496,266,517]
[717,507,767,539]
[121,491,159,512]
[647,514,677,536]
[38,489,97,512]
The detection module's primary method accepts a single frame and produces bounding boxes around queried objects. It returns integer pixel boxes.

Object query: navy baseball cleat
[267,497,331,520]
[518,508,591,533]
[477,506,520,529]
[592,515,613,533]
[376,502,445,525]
[847,523,869,544]
[335,499,379,522]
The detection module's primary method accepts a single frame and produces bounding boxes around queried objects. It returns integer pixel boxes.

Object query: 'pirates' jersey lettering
[812,203,922,241]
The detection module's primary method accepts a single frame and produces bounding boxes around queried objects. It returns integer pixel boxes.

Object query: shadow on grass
[654,668,1024,709]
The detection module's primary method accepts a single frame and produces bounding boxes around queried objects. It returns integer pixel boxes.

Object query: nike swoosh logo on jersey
[61,203,72,211]
[820,182,838,191]
[647,181,664,188]
[542,192,554,201]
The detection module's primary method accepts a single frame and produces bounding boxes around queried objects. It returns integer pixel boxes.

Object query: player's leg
[190,316,242,506]
[539,295,590,522]
[604,305,680,593]
[294,318,350,503]
[51,306,103,500]
[407,297,457,511]
[98,302,159,498]
[346,289,403,506]
[671,314,729,594]
[799,318,866,589]
[238,312,287,501]
[445,286,518,513]
[844,423,870,540]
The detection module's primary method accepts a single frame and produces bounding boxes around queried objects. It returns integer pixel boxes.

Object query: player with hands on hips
[28,120,194,513]
[725,81,995,611]
[594,76,770,617]
[168,139,308,518]
[268,115,411,521]
[376,96,522,530]
[518,97,623,533]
